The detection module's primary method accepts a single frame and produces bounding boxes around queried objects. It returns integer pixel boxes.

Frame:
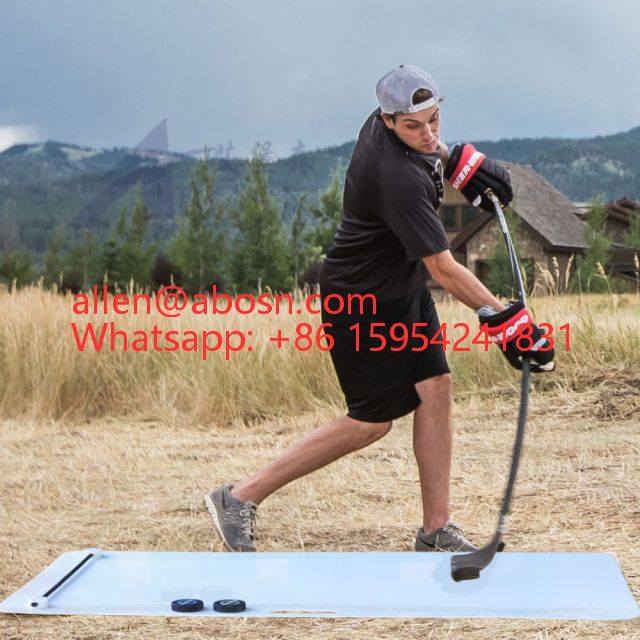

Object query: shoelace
[224,501,258,539]
[443,522,463,535]
[442,522,466,540]
[422,522,470,549]
[439,522,475,549]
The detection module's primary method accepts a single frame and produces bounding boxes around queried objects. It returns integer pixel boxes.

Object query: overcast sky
[1,0,639,157]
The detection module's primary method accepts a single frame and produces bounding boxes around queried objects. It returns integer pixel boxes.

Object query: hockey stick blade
[451,530,502,582]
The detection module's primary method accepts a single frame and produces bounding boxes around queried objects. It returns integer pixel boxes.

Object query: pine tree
[486,207,530,298]
[62,229,100,292]
[573,198,612,293]
[230,142,289,293]
[169,149,226,294]
[120,181,156,287]
[0,250,33,288]
[623,205,640,249]
[289,195,309,287]
[44,223,66,287]
[305,161,343,255]
[101,182,157,289]
[101,204,128,286]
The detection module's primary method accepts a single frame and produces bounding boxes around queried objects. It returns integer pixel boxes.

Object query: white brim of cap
[405,96,439,113]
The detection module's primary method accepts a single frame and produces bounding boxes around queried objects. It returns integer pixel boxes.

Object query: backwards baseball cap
[376,64,442,115]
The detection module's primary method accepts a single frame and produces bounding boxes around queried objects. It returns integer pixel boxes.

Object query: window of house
[461,206,477,227]
[441,205,458,231]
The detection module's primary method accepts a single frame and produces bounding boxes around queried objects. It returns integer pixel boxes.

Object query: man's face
[381,105,441,154]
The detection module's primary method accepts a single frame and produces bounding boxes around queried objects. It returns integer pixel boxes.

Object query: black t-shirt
[319,108,450,301]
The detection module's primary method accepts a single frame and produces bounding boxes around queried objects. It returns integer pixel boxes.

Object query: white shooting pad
[1,550,638,619]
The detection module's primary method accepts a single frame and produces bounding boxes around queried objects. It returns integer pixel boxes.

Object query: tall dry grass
[0,283,638,426]
[1,284,639,639]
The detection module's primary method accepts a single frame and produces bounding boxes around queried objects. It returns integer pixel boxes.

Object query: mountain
[469,126,640,203]
[1,126,639,259]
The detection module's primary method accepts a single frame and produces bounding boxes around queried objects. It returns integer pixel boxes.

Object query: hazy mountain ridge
[1,126,639,257]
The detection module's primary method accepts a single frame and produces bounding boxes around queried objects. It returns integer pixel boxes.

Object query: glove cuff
[444,143,486,191]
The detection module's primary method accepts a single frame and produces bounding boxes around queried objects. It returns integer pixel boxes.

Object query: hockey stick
[450,191,531,582]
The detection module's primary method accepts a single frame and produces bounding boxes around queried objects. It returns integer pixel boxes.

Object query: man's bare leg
[413,373,453,533]
[230,416,392,505]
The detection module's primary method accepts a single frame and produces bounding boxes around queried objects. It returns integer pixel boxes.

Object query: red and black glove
[444,143,513,212]
[478,302,555,373]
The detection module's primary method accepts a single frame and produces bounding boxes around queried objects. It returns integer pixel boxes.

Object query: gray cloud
[0,0,638,157]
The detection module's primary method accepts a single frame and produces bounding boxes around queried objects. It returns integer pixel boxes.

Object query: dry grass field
[1,286,638,639]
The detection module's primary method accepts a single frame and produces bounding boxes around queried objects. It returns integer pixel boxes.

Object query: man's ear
[380,113,395,130]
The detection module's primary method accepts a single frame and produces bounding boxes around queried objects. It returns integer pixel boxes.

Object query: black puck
[213,598,246,613]
[171,598,204,612]
[451,566,480,582]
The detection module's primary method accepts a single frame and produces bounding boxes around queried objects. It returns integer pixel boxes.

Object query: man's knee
[415,373,453,400]
[348,417,393,444]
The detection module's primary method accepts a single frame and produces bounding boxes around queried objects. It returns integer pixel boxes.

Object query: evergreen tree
[305,161,343,255]
[486,207,530,298]
[0,250,33,288]
[100,182,157,289]
[169,149,226,293]
[100,203,128,285]
[623,205,640,249]
[230,142,289,292]
[44,223,66,287]
[120,181,156,287]
[62,229,100,292]
[573,198,612,293]
[289,195,309,287]
[152,252,182,287]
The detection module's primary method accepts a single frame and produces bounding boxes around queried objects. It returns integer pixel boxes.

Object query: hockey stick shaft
[487,191,530,528]
[490,194,527,305]
[451,191,530,580]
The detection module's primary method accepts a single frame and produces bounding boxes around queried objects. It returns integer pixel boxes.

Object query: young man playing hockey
[204,64,554,553]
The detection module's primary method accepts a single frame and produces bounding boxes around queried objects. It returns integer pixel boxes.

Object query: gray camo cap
[376,64,442,115]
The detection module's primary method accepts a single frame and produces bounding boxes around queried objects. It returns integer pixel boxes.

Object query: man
[204,64,554,553]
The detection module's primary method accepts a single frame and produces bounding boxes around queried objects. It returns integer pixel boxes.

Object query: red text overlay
[72,285,377,318]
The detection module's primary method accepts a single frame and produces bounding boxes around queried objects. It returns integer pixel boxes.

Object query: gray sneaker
[415,522,478,552]
[203,485,258,552]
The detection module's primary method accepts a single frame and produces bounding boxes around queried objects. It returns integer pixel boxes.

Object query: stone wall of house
[466,221,547,292]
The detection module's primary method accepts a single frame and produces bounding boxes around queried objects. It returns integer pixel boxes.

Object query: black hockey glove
[444,143,513,212]
[478,301,555,373]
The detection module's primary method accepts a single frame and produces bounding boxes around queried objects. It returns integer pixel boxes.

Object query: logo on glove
[486,309,533,344]
[451,150,486,190]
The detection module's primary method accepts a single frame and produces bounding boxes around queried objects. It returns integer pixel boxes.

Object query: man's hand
[478,301,555,373]
[444,143,513,212]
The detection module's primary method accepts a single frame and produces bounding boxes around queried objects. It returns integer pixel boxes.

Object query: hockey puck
[213,598,246,613]
[451,566,480,582]
[171,598,204,612]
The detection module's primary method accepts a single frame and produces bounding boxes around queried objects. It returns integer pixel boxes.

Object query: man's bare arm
[424,250,504,311]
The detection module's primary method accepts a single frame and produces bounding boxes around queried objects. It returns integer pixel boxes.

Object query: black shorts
[320,286,450,422]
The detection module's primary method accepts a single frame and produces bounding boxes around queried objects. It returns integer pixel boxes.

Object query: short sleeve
[379,161,450,260]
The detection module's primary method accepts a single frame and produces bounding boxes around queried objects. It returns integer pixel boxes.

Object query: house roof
[606,197,640,223]
[452,162,588,252]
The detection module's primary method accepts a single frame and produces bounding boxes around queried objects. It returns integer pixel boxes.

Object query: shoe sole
[203,492,236,552]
